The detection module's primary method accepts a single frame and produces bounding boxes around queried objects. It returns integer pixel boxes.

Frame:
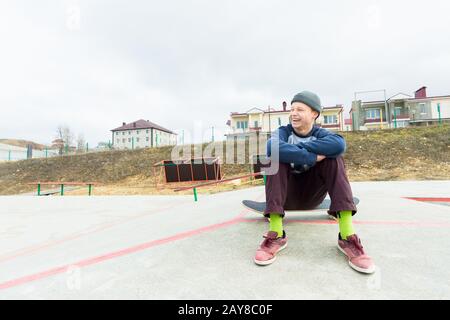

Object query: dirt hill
[0,124,449,195]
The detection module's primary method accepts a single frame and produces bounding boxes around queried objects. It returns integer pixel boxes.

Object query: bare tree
[76,134,86,152]
[56,125,74,154]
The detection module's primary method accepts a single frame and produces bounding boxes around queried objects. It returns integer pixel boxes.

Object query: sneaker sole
[254,242,288,266]
[337,244,376,274]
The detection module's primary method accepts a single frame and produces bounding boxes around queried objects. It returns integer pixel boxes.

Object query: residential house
[111,119,177,150]
[225,103,291,141]
[351,86,450,130]
[316,105,345,131]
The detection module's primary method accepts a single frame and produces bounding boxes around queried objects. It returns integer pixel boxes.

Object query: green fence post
[60,184,64,196]
[438,103,442,125]
[37,183,41,196]
[193,187,198,202]
[8,150,11,161]
[88,184,92,196]
[394,109,397,129]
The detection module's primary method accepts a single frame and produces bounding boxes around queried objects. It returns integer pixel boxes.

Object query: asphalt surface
[0,180,449,299]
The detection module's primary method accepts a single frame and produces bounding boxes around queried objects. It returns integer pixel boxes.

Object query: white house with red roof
[111,119,177,150]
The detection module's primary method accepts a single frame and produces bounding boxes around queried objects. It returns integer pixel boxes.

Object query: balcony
[392,113,410,120]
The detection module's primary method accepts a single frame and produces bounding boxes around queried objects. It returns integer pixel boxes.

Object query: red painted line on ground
[241,218,450,227]
[0,213,246,291]
[0,201,192,264]
[405,197,450,202]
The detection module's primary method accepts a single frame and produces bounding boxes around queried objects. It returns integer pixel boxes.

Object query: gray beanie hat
[291,91,322,118]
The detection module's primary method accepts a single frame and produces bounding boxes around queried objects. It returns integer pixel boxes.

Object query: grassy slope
[0,124,449,195]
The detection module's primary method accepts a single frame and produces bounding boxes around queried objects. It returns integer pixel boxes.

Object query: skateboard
[242,197,359,220]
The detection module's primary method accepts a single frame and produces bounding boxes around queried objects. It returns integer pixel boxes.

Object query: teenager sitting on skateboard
[254,91,375,274]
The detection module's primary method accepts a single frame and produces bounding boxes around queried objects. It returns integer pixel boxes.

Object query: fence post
[8,150,11,161]
[88,184,92,196]
[438,103,442,125]
[193,187,198,202]
[60,184,64,196]
[37,183,41,196]
[86,142,89,152]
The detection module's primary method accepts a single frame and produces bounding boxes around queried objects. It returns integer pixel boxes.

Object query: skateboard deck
[242,197,359,215]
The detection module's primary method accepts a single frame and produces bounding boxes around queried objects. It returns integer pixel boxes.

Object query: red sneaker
[254,231,288,266]
[338,233,376,274]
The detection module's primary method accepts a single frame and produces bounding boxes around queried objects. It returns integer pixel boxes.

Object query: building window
[394,107,402,117]
[122,132,125,135]
[136,138,140,142]
[254,121,259,128]
[116,139,119,144]
[324,115,338,124]
[136,130,140,134]
[128,138,131,142]
[116,132,119,135]
[366,109,381,119]
[146,129,149,134]
[122,138,125,143]
[419,103,426,114]
[146,137,149,142]
[236,121,248,129]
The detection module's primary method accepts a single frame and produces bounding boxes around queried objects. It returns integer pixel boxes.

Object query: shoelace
[262,235,278,249]
[350,237,365,255]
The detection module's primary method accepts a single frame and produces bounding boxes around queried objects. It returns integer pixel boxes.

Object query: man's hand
[316,154,326,162]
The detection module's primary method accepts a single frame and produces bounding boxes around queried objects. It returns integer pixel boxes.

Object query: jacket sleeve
[266,127,317,167]
[296,130,346,158]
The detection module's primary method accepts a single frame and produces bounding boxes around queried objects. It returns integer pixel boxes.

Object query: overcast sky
[1,0,449,145]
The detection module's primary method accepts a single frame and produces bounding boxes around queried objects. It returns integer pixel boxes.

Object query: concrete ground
[0,180,449,300]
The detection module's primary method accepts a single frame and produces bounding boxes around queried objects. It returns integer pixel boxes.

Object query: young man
[254,91,375,274]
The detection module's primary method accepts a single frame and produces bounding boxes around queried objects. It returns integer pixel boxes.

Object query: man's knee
[321,156,346,170]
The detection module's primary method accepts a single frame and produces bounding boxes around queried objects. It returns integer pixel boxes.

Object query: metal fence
[0,143,59,161]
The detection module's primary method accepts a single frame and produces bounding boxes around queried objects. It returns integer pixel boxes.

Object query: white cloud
[1,0,450,145]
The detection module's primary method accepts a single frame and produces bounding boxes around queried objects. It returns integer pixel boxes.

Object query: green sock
[338,210,355,240]
[269,213,283,237]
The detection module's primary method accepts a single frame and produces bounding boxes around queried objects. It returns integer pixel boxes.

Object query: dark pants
[264,157,357,218]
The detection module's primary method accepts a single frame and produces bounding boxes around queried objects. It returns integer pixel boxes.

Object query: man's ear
[314,111,320,120]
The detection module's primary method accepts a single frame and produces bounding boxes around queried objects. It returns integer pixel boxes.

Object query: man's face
[290,102,318,130]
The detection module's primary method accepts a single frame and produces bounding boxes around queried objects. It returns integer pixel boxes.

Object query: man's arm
[296,131,346,158]
[267,127,317,167]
